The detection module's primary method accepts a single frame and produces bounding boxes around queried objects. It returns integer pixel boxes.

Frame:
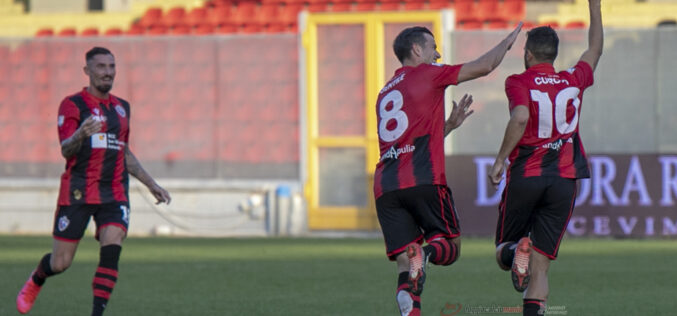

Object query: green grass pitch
[2,235,676,315]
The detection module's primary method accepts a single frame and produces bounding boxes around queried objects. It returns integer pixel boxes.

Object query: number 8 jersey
[504,61,594,180]
[373,63,462,199]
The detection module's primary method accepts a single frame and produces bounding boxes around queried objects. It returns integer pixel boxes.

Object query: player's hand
[444,94,474,136]
[77,116,103,139]
[489,159,506,188]
[149,183,171,205]
[504,22,523,50]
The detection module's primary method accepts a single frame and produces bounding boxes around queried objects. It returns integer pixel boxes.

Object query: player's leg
[17,205,90,314]
[494,177,544,292]
[524,177,576,316]
[376,190,424,316]
[404,185,462,268]
[90,202,129,316]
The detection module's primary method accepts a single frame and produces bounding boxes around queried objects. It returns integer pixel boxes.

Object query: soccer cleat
[406,243,426,296]
[17,270,42,314]
[396,290,414,316]
[511,237,532,292]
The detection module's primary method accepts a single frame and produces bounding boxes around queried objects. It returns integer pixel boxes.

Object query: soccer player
[488,0,603,314]
[16,47,171,316]
[374,24,522,316]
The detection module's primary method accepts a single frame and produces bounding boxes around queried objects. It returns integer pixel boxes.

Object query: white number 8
[530,87,581,139]
[378,90,408,142]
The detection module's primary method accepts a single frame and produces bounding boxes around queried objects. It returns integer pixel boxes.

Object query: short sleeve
[429,63,462,88]
[505,75,529,111]
[567,61,594,90]
[57,98,80,143]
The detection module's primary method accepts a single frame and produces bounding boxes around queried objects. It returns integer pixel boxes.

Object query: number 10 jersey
[373,63,462,199]
[504,61,594,180]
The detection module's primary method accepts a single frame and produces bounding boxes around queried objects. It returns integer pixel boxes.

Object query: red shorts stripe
[53,235,80,243]
[386,236,423,259]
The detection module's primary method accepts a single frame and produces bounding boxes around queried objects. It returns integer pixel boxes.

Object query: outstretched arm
[457,22,523,83]
[125,148,171,204]
[579,0,603,71]
[489,105,529,187]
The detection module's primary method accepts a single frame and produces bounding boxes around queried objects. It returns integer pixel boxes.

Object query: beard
[96,83,113,94]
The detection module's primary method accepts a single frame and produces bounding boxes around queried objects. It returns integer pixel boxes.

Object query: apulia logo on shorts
[58,216,70,232]
[73,189,82,200]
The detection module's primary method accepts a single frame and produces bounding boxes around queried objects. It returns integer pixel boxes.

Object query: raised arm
[488,105,529,187]
[61,116,101,159]
[579,0,603,71]
[125,147,171,204]
[457,22,523,83]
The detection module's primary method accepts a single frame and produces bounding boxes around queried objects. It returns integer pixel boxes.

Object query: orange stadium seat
[57,28,77,37]
[126,23,145,35]
[148,24,169,35]
[232,1,259,32]
[81,27,99,36]
[194,24,215,34]
[170,25,192,35]
[35,28,54,37]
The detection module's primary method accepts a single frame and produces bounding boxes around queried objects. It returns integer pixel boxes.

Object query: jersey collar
[527,63,556,74]
[81,87,115,105]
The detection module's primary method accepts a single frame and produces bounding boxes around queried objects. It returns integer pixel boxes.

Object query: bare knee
[50,254,73,273]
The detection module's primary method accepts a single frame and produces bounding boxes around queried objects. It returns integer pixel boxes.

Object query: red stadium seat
[477,0,500,21]
[209,5,233,28]
[307,0,329,12]
[379,0,400,11]
[565,20,586,29]
[57,28,77,37]
[187,7,209,28]
[428,0,452,10]
[194,24,215,35]
[165,6,187,29]
[457,18,483,30]
[355,0,377,11]
[35,28,54,37]
[104,28,123,36]
[126,24,145,35]
[402,0,425,11]
[453,0,477,22]
[170,25,192,35]
[80,27,99,36]
[329,0,353,12]
[502,0,525,22]
[140,7,163,28]
[147,24,169,35]
[485,18,509,29]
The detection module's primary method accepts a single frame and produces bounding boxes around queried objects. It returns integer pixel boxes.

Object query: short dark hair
[393,26,433,63]
[525,26,559,62]
[85,47,113,62]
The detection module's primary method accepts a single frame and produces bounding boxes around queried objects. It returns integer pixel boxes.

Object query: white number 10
[530,87,581,139]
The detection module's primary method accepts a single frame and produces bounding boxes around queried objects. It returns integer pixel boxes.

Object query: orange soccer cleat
[16,270,43,314]
[511,237,532,292]
[406,243,427,296]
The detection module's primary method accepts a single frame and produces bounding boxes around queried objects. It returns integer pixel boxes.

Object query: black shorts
[376,185,461,260]
[53,202,130,242]
[495,176,577,260]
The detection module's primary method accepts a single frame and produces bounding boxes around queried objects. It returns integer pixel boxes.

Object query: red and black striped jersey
[373,63,462,199]
[504,61,594,180]
[56,88,131,205]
